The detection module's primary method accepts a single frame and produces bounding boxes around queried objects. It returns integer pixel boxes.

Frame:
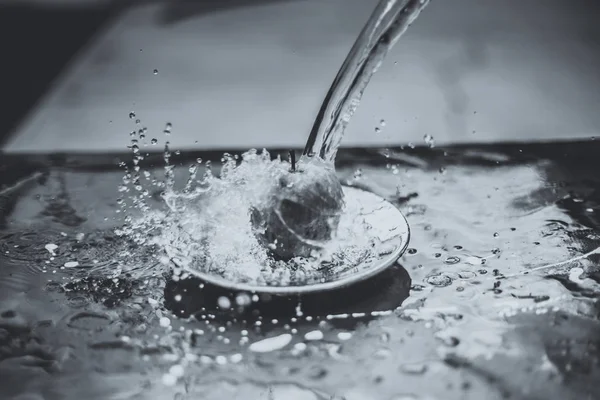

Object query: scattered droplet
[217,296,231,310]
[423,134,435,148]
[45,243,58,255]
[399,362,428,375]
[444,256,460,265]
[153,69,158,75]
[425,273,452,287]
[249,333,292,353]
[64,261,79,268]
[235,293,252,307]
[304,330,324,341]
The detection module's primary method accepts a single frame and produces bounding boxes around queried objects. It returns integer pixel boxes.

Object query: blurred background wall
[1,0,599,153]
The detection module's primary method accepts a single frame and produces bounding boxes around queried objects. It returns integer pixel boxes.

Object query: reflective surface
[1,141,600,399]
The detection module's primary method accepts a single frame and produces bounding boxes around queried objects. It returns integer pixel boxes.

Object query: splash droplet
[249,333,292,353]
[423,134,435,148]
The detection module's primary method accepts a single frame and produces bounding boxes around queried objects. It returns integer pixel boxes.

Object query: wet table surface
[1,141,599,400]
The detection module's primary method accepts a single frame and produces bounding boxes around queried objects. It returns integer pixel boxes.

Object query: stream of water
[304,0,429,162]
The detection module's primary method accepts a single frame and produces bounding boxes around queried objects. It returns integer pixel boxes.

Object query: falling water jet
[251,0,428,268]
[304,0,430,162]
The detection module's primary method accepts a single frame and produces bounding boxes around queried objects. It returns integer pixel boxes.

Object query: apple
[251,156,345,260]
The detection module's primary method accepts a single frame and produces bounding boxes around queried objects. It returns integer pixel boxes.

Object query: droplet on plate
[304,330,324,341]
[444,256,460,265]
[217,296,231,310]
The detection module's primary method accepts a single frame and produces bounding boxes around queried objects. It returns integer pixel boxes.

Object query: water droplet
[151,138,158,145]
[45,243,58,255]
[64,261,79,268]
[375,127,381,134]
[129,112,136,119]
[458,271,476,280]
[407,248,417,255]
[425,273,453,287]
[423,134,435,148]
[399,362,428,375]
[444,256,460,265]
[153,69,158,75]
[235,293,252,307]
[493,232,499,237]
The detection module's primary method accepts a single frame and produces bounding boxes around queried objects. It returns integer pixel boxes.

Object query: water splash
[115,148,402,287]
